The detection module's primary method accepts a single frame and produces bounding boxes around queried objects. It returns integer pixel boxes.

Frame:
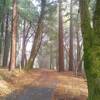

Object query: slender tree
[76,11,83,74]
[21,20,26,67]
[0,0,6,65]
[69,0,74,71]
[9,0,18,70]
[58,0,64,72]
[3,10,11,67]
[49,43,53,69]
[26,0,46,69]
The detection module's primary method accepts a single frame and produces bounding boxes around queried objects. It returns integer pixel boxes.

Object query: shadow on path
[0,86,54,100]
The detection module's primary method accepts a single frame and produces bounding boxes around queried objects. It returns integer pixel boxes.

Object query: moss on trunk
[79,0,100,99]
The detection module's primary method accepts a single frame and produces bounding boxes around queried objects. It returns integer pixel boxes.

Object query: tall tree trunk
[92,0,100,99]
[76,12,82,73]
[69,0,74,71]
[3,10,10,67]
[0,0,6,66]
[77,43,83,73]
[76,29,80,73]
[56,51,58,70]
[9,0,18,71]
[58,0,64,72]
[0,20,4,66]
[21,20,26,68]
[64,47,69,70]
[50,44,52,69]
[79,0,100,99]
[25,0,46,69]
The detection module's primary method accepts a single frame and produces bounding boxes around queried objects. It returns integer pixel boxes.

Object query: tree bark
[92,0,100,99]
[76,12,82,73]
[79,0,100,99]
[0,20,4,66]
[9,0,18,71]
[3,10,11,67]
[21,20,26,68]
[50,44,52,69]
[25,0,46,69]
[58,0,64,72]
[69,0,74,71]
[0,0,6,65]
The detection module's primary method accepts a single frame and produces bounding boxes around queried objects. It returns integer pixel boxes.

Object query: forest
[0,0,100,100]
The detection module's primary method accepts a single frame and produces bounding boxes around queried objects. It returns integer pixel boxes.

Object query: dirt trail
[0,69,88,100]
[5,87,54,100]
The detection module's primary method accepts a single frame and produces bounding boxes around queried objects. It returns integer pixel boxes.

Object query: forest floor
[0,68,88,100]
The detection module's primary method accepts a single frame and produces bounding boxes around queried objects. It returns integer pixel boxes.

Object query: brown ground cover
[0,69,88,100]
